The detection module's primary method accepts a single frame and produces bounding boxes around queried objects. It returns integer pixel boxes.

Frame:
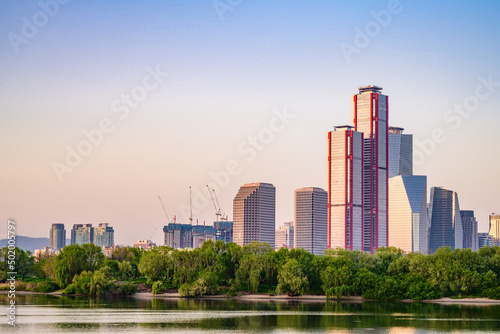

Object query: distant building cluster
[162,221,233,249]
[46,222,115,253]
[46,86,497,255]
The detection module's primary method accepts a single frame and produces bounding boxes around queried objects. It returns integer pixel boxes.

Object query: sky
[1,0,500,246]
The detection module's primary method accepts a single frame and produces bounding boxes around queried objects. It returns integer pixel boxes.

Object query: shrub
[152,281,165,295]
[33,280,59,293]
[179,270,219,297]
[110,281,138,296]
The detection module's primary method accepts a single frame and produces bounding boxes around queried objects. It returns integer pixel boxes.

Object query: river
[2,294,500,333]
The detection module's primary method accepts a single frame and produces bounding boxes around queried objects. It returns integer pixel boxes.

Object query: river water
[2,294,500,333]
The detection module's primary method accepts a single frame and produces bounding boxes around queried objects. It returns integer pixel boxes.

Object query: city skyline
[2,1,500,246]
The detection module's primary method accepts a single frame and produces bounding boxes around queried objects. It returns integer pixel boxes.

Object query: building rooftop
[358,85,383,94]
[334,125,354,131]
[388,126,405,134]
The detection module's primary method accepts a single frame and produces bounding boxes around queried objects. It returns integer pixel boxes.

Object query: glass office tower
[460,211,479,251]
[388,126,413,178]
[428,187,463,253]
[49,223,66,251]
[388,175,427,253]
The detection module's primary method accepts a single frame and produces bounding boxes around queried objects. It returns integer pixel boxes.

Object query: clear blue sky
[1,0,499,246]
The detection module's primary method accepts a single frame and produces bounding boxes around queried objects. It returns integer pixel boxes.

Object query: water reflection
[1,294,500,333]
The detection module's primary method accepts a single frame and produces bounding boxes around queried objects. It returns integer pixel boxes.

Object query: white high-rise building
[327,126,363,251]
[233,183,276,248]
[351,85,388,253]
[275,221,294,251]
[388,175,428,254]
[294,187,328,255]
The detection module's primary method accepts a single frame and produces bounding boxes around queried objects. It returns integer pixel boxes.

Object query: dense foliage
[2,242,500,301]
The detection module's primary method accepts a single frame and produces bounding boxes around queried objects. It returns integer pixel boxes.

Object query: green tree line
[1,241,500,300]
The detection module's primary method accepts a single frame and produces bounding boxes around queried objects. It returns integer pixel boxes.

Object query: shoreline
[4,290,500,306]
[133,292,500,306]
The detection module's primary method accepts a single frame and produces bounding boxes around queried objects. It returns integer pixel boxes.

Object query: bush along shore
[1,241,500,301]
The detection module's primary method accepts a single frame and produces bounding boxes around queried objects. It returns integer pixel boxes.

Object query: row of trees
[2,241,500,300]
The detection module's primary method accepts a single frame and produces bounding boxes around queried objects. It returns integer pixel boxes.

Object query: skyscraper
[294,187,328,255]
[71,224,83,244]
[388,175,428,253]
[327,126,363,251]
[388,126,413,178]
[460,211,479,251]
[351,85,388,253]
[428,187,463,253]
[93,223,115,248]
[233,183,276,248]
[49,223,66,251]
[275,221,294,251]
[490,213,500,246]
[74,224,94,245]
[163,223,193,248]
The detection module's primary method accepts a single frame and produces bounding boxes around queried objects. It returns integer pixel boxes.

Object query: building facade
[351,85,388,253]
[460,211,479,251]
[233,183,276,248]
[490,213,500,247]
[275,221,294,251]
[388,126,413,178]
[478,232,493,248]
[327,126,363,251]
[214,220,233,243]
[388,175,428,253]
[93,223,115,248]
[163,223,193,249]
[49,223,66,251]
[133,239,156,249]
[294,187,328,255]
[428,187,463,253]
[74,224,94,245]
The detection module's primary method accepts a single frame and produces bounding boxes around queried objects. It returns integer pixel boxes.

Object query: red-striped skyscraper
[327,126,364,250]
[351,85,389,253]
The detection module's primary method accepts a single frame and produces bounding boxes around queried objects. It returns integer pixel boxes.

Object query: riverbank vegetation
[1,241,500,301]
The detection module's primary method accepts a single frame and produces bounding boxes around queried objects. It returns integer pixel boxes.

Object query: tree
[138,246,174,284]
[276,259,308,296]
[53,244,104,287]
[235,242,276,293]
[321,259,354,299]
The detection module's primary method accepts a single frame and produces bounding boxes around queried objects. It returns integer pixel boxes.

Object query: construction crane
[213,189,226,223]
[149,227,158,241]
[207,184,222,230]
[189,186,193,226]
[158,195,174,224]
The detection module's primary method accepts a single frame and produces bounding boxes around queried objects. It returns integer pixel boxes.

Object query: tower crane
[207,184,222,230]
[149,227,158,241]
[158,195,174,224]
